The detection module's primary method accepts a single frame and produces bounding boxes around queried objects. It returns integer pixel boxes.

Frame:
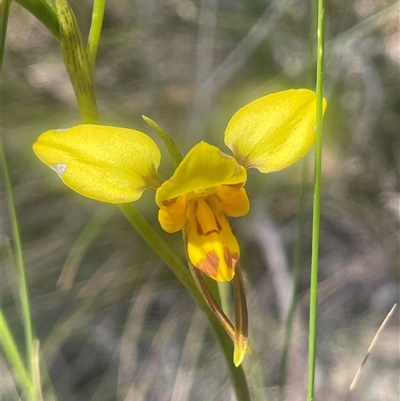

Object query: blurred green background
[1,0,399,400]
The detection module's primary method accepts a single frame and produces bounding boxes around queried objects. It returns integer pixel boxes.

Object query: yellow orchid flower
[33,89,326,282]
[156,141,249,281]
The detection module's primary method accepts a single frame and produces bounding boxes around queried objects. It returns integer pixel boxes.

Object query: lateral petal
[158,195,188,233]
[224,89,327,173]
[214,186,250,217]
[33,124,162,203]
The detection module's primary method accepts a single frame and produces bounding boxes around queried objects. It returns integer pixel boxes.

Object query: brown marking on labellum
[224,247,239,272]
[197,251,219,278]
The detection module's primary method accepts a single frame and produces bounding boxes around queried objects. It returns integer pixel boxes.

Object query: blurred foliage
[1,0,399,400]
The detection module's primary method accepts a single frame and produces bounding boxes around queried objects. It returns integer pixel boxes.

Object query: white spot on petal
[51,163,67,177]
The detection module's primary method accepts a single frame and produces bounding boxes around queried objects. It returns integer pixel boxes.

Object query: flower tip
[233,342,251,367]
[142,114,150,123]
[233,342,248,367]
[194,250,236,282]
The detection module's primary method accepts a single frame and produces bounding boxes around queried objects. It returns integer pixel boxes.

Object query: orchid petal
[156,141,246,207]
[158,195,188,233]
[224,89,327,173]
[33,124,162,203]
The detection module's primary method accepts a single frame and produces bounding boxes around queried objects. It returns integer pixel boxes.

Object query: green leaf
[15,0,60,39]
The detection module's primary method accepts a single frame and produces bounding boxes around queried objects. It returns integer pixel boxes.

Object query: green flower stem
[1,142,37,399]
[0,309,34,397]
[87,0,106,71]
[119,203,250,401]
[307,0,325,399]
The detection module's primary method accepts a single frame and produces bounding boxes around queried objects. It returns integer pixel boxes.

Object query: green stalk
[119,203,250,401]
[307,0,325,399]
[87,0,106,71]
[1,143,37,400]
